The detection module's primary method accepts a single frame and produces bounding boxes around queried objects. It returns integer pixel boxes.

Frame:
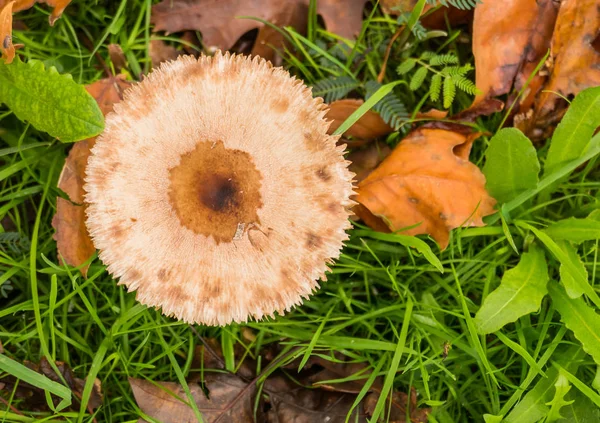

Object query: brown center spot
[169,140,263,243]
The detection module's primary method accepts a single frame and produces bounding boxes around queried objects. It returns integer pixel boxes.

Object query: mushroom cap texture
[84,52,354,326]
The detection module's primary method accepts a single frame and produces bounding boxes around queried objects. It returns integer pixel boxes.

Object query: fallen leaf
[471,0,558,106]
[0,357,102,412]
[130,375,259,423]
[516,0,600,140]
[354,127,496,249]
[108,44,127,73]
[151,0,368,59]
[415,108,448,120]
[149,39,183,69]
[52,75,131,277]
[327,99,394,140]
[0,0,72,25]
[364,387,429,423]
[0,1,14,64]
[264,373,367,423]
[348,141,392,183]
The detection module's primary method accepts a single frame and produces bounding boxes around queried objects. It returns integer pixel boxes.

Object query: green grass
[1,1,600,422]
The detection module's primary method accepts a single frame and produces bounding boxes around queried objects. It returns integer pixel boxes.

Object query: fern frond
[430,73,442,102]
[397,59,417,75]
[429,54,459,66]
[365,81,408,130]
[409,67,428,91]
[443,76,456,109]
[312,76,359,103]
[430,0,481,10]
[0,232,31,255]
[451,74,478,95]
[441,64,472,77]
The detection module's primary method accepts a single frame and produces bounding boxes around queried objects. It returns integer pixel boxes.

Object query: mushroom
[84,52,354,326]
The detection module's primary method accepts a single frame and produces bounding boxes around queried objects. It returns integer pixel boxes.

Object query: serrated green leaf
[483,128,540,204]
[544,86,600,177]
[504,346,585,423]
[430,73,442,102]
[545,217,600,243]
[545,371,573,422]
[475,246,548,334]
[0,58,104,143]
[557,241,587,299]
[409,66,428,91]
[443,75,456,109]
[549,282,600,365]
[396,58,417,75]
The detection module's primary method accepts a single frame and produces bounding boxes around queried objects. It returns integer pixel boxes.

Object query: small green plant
[397,52,478,108]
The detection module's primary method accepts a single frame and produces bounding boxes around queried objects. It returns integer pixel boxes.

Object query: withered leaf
[130,375,258,423]
[0,357,102,412]
[0,0,73,25]
[354,127,496,249]
[471,0,558,106]
[52,75,131,277]
[108,43,127,73]
[151,0,368,59]
[0,1,14,64]
[264,373,367,423]
[364,388,429,423]
[149,39,184,69]
[516,0,600,139]
[348,141,392,183]
[327,99,394,141]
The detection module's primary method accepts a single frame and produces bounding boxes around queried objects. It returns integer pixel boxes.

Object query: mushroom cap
[84,52,354,326]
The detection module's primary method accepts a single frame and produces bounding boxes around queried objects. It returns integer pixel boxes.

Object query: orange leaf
[347,141,392,184]
[354,128,496,249]
[52,75,131,277]
[0,1,15,64]
[326,99,393,141]
[517,0,600,139]
[471,0,558,106]
[0,0,72,25]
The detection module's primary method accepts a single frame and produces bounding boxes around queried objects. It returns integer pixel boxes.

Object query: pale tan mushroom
[84,52,354,326]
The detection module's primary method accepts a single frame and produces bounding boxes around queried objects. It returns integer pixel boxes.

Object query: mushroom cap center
[168,140,262,243]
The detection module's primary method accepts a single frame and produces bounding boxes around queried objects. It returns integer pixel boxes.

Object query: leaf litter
[130,338,430,423]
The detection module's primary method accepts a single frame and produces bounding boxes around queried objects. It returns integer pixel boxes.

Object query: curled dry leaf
[0,1,14,64]
[151,0,368,61]
[327,99,394,141]
[0,0,72,25]
[354,127,496,249]
[471,0,559,106]
[516,0,600,139]
[52,75,131,277]
[107,44,127,73]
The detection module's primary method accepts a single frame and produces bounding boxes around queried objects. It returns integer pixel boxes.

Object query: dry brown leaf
[471,0,558,106]
[516,0,600,140]
[151,0,368,59]
[0,0,72,25]
[327,99,394,140]
[149,39,183,69]
[348,141,392,183]
[108,43,127,73]
[364,387,429,423]
[52,75,131,277]
[130,376,259,423]
[0,1,14,64]
[354,127,496,249]
[0,357,102,412]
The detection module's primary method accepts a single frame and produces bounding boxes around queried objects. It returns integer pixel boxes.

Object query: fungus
[84,52,354,326]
